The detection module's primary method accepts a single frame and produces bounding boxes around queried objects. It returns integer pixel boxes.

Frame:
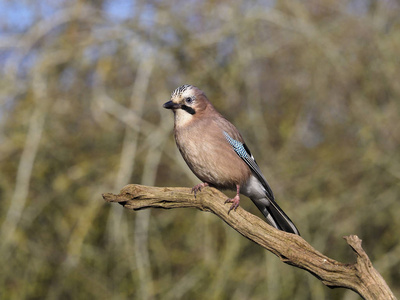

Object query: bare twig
[103,184,396,300]
[0,73,49,250]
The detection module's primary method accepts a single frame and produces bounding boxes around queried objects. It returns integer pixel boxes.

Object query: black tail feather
[252,197,300,235]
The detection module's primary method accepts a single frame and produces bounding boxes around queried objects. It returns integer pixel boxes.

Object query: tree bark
[102,184,396,300]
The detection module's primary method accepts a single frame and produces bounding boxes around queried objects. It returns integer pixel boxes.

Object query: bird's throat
[174,108,195,127]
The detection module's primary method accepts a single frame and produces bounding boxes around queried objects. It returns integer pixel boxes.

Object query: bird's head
[163,84,209,126]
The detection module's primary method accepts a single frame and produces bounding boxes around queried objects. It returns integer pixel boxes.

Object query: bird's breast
[174,123,251,190]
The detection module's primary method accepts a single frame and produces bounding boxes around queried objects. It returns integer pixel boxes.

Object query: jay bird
[163,84,300,235]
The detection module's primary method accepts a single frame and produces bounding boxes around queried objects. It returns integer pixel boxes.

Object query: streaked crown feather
[171,84,193,98]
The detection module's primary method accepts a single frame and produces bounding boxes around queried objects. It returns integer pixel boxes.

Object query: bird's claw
[191,182,209,198]
[225,194,240,214]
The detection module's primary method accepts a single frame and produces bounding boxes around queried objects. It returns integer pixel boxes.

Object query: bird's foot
[225,194,240,214]
[191,182,209,198]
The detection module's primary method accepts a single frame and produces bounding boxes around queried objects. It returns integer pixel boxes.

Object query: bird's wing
[223,131,274,201]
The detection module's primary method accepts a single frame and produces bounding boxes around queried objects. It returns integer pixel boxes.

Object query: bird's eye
[185,97,193,104]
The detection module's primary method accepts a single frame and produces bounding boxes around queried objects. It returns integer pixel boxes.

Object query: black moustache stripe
[181,105,196,115]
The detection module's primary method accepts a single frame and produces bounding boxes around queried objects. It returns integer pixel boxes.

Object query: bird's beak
[163,100,180,109]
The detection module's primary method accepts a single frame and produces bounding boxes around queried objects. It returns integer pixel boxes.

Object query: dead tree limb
[102,184,396,300]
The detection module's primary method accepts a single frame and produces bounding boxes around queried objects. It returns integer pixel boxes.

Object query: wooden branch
[102,184,396,300]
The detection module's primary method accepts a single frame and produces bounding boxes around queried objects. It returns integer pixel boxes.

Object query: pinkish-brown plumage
[174,100,251,190]
[163,85,300,235]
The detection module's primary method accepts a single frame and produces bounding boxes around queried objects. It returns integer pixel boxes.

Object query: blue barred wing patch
[223,131,248,158]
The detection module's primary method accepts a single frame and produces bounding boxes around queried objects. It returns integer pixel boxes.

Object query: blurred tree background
[0,0,399,299]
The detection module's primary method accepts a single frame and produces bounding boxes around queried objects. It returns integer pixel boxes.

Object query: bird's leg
[225,185,241,214]
[191,182,209,198]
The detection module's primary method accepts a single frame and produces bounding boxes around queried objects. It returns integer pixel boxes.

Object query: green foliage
[0,0,399,299]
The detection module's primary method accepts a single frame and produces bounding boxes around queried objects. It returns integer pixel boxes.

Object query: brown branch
[102,184,396,300]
